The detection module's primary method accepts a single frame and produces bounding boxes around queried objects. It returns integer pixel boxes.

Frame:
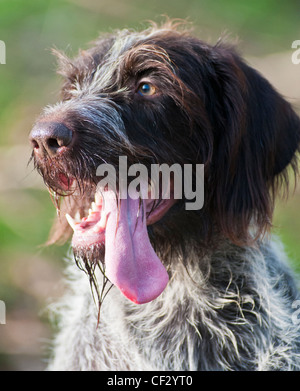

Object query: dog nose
[30,122,73,157]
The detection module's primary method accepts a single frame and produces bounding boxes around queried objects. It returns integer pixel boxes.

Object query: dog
[29,21,300,371]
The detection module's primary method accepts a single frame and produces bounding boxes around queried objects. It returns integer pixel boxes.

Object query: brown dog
[30,21,300,370]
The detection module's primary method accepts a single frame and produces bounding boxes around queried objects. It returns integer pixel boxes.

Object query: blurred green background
[0,0,299,371]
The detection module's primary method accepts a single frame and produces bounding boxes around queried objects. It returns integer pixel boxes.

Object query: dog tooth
[95,192,103,205]
[93,212,107,232]
[91,202,97,211]
[99,211,107,227]
[148,183,152,198]
[93,202,102,212]
[75,211,81,222]
[65,214,77,231]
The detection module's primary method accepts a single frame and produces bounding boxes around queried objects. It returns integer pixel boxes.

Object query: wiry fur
[47,239,300,371]
[30,21,300,371]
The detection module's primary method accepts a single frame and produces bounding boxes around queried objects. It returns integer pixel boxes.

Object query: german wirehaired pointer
[29,21,300,370]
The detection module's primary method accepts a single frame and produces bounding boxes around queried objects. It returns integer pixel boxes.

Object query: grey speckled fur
[47,238,300,371]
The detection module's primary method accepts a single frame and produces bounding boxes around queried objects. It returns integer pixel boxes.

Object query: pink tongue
[103,190,169,304]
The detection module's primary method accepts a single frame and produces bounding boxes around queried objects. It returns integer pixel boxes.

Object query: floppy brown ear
[239,58,300,179]
[204,46,300,245]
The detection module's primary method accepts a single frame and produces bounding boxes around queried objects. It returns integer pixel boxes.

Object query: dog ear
[204,45,300,244]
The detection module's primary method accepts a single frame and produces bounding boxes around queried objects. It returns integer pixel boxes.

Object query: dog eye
[137,82,156,97]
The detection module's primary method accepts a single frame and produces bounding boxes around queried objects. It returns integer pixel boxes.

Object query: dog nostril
[30,122,73,157]
[31,139,39,149]
[47,138,61,150]
[44,130,73,156]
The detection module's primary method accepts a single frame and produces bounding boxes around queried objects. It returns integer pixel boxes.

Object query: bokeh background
[0,0,299,371]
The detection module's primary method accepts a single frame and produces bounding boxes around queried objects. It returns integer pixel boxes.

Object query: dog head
[29,21,300,303]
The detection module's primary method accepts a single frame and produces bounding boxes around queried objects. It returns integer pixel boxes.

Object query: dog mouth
[64,182,175,304]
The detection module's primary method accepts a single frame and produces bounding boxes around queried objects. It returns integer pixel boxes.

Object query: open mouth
[65,184,176,304]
